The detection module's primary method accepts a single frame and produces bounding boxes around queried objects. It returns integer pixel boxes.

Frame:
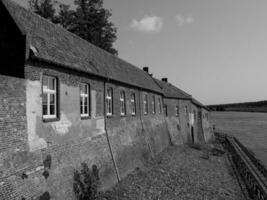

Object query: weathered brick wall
[20,63,117,200]
[179,99,192,144]
[163,98,184,145]
[0,62,174,199]
[105,82,170,179]
[202,108,213,143]
[0,74,29,199]
[190,104,205,144]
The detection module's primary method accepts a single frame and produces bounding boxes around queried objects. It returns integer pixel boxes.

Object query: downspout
[138,90,154,158]
[103,80,120,182]
[162,97,173,146]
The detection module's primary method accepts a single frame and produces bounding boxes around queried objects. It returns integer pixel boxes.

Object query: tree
[70,0,117,55]
[28,0,118,55]
[29,0,57,22]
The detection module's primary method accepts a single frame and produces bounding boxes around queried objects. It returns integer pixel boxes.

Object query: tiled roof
[153,78,192,99]
[192,98,209,110]
[2,0,162,93]
[153,78,208,109]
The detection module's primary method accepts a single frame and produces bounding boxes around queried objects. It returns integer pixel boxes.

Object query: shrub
[73,163,100,200]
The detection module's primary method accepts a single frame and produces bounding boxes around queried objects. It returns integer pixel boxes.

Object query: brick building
[152,77,212,146]
[0,0,211,199]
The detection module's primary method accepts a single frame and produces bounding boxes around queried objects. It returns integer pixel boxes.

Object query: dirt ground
[97,145,244,200]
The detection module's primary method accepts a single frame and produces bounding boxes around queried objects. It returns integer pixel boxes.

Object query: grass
[210,111,267,168]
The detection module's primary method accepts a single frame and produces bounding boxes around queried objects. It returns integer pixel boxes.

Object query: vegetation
[28,0,118,55]
[73,163,100,200]
[208,100,267,113]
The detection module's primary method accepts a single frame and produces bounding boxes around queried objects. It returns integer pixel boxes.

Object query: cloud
[130,16,163,32]
[175,15,195,26]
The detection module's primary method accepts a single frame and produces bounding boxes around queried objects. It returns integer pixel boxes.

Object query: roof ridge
[2,0,163,93]
[6,0,150,77]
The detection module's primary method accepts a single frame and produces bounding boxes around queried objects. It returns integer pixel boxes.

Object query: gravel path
[97,145,245,200]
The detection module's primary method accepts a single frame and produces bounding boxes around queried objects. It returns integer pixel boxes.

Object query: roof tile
[2,0,162,93]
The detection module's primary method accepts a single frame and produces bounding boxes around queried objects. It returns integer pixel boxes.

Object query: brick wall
[190,104,206,144]
[0,62,205,199]
[105,82,170,179]
[179,99,192,144]
[22,63,119,199]
[163,98,184,145]
[202,108,213,143]
[0,74,29,199]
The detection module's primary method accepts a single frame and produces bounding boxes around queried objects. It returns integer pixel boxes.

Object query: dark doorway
[191,127,194,144]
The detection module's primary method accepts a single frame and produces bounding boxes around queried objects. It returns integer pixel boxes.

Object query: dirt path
[97,145,244,200]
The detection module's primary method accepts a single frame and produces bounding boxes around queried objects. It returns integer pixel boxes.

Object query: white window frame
[158,98,162,114]
[143,94,148,115]
[130,92,136,115]
[152,96,156,114]
[80,83,90,118]
[42,75,57,119]
[106,88,113,116]
[120,91,126,116]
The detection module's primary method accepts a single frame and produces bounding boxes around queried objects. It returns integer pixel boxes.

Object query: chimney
[162,78,168,82]
[143,67,149,73]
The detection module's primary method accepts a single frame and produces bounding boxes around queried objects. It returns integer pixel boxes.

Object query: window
[130,93,136,115]
[194,110,197,120]
[143,94,148,115]
[42,75,57,119]
[80,83,90,117]
[176,106,179,117]
[185,106,188,114]
[158,98,162,114]
[106,88,113,116]
[152,96,156,114]
[164,105,168,116]
[120,91,126,116]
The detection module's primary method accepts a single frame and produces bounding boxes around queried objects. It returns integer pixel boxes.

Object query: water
[210,111,267,168]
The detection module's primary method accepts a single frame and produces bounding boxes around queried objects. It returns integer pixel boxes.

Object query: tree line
[208,100,267,112]
[29,0,118,55]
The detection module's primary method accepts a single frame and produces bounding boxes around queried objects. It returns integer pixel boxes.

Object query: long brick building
[0,0,212,199]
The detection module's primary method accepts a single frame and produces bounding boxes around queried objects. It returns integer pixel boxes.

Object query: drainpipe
[162,98,173,146]
[138,90,154,158]
[103,80,120,182]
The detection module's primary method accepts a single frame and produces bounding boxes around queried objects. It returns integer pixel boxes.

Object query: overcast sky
[14,0,267,105]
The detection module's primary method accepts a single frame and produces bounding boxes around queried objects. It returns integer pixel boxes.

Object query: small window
[106,88,113,116]
[158,98,162,114]
[42,75,57,119]
[143,94,148,115]
[152,96,156,114]
[80,83,90,118]
[176,106,179,117]
[130,93,136,115]
[194,110,196,120]
[120,91,126,116]
[164,105,168,116]
[185,106,188,114]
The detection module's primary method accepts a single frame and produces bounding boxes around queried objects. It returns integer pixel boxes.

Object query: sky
[14,0,267,105]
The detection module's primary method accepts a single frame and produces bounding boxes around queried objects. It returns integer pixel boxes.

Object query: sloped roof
[192,97,209,110]
[1,0,162,93]
[153,78,192,99]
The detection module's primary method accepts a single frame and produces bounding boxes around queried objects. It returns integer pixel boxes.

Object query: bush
[73,163,100,200]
